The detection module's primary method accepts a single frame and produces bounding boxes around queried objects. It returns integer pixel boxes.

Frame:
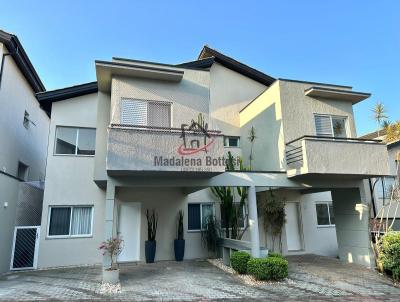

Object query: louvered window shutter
[120,99,148,126]
[314,115,333,136]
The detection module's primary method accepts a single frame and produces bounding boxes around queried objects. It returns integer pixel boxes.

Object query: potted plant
[174,210,185,261]
[99,237,123,284]
[145,209,158,263]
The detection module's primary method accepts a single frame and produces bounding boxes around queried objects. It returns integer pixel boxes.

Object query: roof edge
[0,30,45,93]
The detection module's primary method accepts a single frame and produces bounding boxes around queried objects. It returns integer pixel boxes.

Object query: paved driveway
[0,255,399,301]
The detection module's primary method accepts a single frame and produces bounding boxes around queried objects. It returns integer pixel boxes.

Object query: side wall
[38,94,106,268]
[210,63,267,136]
[0,43,49,274]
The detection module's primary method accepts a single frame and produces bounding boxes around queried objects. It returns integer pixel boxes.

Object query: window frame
[120,98,173,128]
[314,114,349,138]
[224,136,240,148]
[23,110,30,129]
[46,205,94,239]
[53,126,96,157]
[315,202,335,227]
[187,202,215,232]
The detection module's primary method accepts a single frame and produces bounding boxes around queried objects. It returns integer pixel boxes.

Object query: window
[23,111,30,129]
[315,202,335,226]
[121,99,171,128]
[221,203,245,228]
[17,161,29,181]
[224,136,240,147]
[48,206,93,237]
[188,203,214,231]
[314,114,348,138]
[55,127,96,155]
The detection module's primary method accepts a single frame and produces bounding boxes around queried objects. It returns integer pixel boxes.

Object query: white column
[103,179,116,267]
[248,185,260,258]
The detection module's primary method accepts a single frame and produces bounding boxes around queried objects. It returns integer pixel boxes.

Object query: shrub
[379,232,400,280]
[247,257,288,280]
[230,251,251,274]
[268,252,284,259]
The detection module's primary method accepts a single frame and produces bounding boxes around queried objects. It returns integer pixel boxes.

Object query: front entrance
[285,202,303,251]
[117,202,141,262]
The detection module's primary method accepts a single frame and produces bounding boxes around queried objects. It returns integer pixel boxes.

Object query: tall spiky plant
[371,102,388,137]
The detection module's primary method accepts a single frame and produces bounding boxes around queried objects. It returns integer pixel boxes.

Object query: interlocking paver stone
[0,255,399,301]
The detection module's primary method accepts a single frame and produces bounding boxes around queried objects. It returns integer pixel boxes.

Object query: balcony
[285,136,390,178]
[107,124,225,176]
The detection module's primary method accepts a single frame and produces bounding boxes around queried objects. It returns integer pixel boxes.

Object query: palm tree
[371,102,388,137]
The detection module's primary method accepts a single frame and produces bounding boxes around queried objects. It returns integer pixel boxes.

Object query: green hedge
[379,232,400,280]
[247,257,288,280]
[230,251,251,274]
[268,252,284,259]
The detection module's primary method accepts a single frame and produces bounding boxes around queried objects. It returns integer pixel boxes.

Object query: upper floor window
[17,161,29,181]
[224,136,240,147]
[315,202,335,226]
[55,127,96,156]
[120,99,171,128]
[23,111,30,129]
[314,114,348,138]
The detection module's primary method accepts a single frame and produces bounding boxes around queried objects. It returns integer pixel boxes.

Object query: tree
[384,121,400,143]
[371,102,388,137]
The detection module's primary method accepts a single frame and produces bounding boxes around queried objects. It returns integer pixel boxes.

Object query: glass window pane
[49,207,71,236]
[315,115,333,137]
[228,138,239,147]
[328,204,335,225]
[201,204,214,228]
[148,102,171,128]
[55,127,77,154]
[188,204,201,230]
[77,129,96,155]
[332,117,347,138]
[71,207,92,235]
[316,204,330,225]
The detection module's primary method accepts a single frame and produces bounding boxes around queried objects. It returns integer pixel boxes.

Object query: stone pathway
[0,255,399,301]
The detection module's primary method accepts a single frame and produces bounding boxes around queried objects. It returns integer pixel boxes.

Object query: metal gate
[10,226,40,270]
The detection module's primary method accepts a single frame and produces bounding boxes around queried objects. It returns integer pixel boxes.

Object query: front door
[285,202,303,251]
[11,226,40,270]
[117,202,141,262]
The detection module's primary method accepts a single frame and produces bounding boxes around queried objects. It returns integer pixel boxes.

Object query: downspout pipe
[0,46,18,89]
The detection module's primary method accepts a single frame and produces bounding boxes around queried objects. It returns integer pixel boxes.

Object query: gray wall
[38,94,106,268]
[332,187,374,267]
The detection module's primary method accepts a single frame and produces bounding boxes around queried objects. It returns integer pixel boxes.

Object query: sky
[0,0,399,135]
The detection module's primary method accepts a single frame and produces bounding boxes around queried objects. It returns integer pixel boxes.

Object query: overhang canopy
[96,60,184,92]
[305,86,370,104]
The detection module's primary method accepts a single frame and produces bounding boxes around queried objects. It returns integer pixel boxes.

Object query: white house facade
[32,46,390,271]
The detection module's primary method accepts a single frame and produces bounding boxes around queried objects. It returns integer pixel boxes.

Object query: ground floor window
[315,202,335,226]
[188,203,214,231]
[48,206,93,237]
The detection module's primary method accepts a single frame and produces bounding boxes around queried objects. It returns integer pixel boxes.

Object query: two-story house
[0,30,50,273]
[35,46,390,271]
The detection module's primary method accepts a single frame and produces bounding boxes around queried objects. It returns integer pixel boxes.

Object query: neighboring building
[34,45,390,271]
[0,30,49,273]
[360,130,400,230]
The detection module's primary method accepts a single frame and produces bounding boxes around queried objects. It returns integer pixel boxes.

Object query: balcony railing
[285,135,389,178]
[107,124,225,175]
